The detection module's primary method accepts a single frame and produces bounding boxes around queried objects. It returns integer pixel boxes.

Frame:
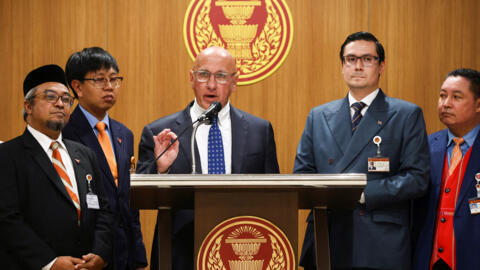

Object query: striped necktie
[96,122,118,187]
[351,102,366,133]
[449,137,465,174]
[50,141,81,220]
[208,117,225,174]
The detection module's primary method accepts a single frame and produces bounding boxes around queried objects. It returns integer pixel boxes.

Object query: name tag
[469,197,480,215]
[86,193,100,209]
[368,157,390,172]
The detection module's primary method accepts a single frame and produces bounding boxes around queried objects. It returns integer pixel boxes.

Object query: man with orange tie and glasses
[0,64,112,269]
[414,68,480,270]
[63,47,148,270]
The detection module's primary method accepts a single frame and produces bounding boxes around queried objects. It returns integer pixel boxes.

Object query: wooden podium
[131,174,366,270]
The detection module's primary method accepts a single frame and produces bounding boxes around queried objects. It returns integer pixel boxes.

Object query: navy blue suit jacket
[137,102,279,270]
[63,107,147,269]
[294,90,430,270]
[414,129,480,270]
[0,129,113,269]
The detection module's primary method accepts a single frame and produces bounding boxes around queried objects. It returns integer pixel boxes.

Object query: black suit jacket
[63,107,148,269]
[137,102,280,270]
[137,102,279,175]
[0,129,112,269]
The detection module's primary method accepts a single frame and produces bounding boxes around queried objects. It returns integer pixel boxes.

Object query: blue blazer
[63,107,147,269]
[414,129,480,270]
[137,102,280,270]
[294,90,430,270]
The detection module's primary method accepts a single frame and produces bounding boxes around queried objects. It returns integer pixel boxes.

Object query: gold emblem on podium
[197,216,295,270]
[184,0,293,85]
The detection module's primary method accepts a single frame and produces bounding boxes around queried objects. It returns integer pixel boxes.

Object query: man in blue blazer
[136,46,280,270]
[414,68,480,270]
[294,32,430,270]
[62,47,148,270]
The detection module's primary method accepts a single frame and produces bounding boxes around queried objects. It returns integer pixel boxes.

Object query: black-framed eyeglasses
[193,70,236,84]
[82,76,123,88]
[343,54,379,67]
[33,90,74,106]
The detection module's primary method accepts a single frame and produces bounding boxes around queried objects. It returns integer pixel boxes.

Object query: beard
[46,120,66,131]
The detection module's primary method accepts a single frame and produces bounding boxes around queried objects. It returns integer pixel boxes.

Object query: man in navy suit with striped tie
[294,32,430,270]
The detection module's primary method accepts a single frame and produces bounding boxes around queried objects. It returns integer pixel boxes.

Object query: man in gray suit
[294,32,430,270]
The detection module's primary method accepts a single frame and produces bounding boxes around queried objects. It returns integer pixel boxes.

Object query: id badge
[368,157,390,172]
[468,197,480,215]
[86,193,100,209]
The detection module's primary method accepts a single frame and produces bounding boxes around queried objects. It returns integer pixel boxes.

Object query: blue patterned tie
[208,117,225,174]
[351,102,366,133]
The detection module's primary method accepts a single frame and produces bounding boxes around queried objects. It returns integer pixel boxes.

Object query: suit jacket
[414,129,480,270]
[0,129,112,270]
[294,90,430,270]
[63,107,148,269]
[137,102,279,270]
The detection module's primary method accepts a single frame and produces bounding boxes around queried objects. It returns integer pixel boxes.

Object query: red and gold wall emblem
[184,0,293,85]
[197,216,295,270]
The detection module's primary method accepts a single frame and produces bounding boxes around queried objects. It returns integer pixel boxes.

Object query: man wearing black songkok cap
[0,64,113,270]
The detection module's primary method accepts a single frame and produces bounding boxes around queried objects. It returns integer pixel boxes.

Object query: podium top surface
[130,174,366,209]
[131,173,366,188]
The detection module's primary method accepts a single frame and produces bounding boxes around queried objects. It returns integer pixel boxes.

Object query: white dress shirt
[190,99,232,174]
[27,125,79,270]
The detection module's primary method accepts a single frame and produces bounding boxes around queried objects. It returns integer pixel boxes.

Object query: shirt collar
[348,88,380,107]
[79,105,110,130]
[191,99,231,126]
[447,122,480,148]
[27,124,65,153]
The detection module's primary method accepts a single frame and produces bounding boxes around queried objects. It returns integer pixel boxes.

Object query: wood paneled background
[1,0,479,268]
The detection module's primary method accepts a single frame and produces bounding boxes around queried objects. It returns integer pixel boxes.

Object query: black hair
[65,47,119,97]
[447,68,480,99]
[340,32,385,63]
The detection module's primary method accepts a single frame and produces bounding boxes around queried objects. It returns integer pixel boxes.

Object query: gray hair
[22,87,37,121]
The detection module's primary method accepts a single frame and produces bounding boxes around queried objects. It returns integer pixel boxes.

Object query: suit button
[440,217,446,223]
[438,247,444,253]
[445,188,450,193]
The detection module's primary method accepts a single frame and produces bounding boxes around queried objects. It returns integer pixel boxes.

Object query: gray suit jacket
[294,90,430,270]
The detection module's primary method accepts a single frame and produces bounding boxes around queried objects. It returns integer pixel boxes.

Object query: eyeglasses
[33,90,74,107]
[193,70,236,84]
[343,55,379,67]
[83,76,123,88]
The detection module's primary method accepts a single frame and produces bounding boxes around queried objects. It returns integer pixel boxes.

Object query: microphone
[196,101,222,124]
[149,101,223,169]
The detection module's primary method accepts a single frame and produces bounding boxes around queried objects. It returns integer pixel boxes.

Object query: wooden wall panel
[370,0,480,134]
[0,0,107,141]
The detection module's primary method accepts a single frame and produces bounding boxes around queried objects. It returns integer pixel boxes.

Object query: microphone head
[203,101,222,124]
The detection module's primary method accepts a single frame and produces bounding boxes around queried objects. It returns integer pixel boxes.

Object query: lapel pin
[117,138,122,144]
[86,174,93,181]
[74,159,80,164]
[377,120,382,126]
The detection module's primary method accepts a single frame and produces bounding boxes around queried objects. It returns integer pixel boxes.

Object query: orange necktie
[96,122,118,186]
[50,141,81,220]
[449,137,465,175]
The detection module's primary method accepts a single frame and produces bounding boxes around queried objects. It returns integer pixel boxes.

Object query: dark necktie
[351,102,366,133]
[208,117,225,174]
